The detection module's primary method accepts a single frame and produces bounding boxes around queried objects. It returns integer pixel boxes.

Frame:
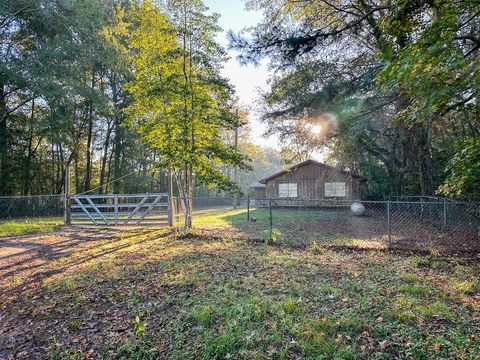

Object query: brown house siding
[253,188,266,198]
[262,161,362,200]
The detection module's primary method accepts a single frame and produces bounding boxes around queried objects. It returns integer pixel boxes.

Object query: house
[250,159,366,200]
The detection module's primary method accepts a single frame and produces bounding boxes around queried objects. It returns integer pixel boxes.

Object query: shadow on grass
[1,233,479,359]
[0,228,174,300]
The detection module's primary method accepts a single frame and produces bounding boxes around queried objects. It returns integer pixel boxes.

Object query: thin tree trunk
[105,132,115,192]
[0,84,10,195]
[111,73,124,194]
[74,148,80,193]
[23,101,35,195]
[99,120,113,194]
[51,131,56,193]
[413,123,434,195]
[182,1,192,229]
[84,72,95,192]
[84,115,93,192]
[58,143,65,194]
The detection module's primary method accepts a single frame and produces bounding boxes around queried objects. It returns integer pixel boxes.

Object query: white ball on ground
[351,201,366,216]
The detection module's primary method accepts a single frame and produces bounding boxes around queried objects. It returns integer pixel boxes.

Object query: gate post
[114,194,119,226]
[168,195,174,227]
[64,165,71,226]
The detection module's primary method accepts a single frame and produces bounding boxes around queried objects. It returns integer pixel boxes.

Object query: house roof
[258,159,367,184]
[250,181,267,189]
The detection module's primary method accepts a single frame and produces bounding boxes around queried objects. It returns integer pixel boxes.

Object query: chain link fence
[1,194,479,254]
[0,195,65,236]
[173,197,480,254]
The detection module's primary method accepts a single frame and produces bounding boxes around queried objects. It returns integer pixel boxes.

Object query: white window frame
[278,183,298,198]
[324,182,346,197]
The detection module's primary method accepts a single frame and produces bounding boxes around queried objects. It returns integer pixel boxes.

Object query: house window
[278,183,297,198]
[324,182,346,197]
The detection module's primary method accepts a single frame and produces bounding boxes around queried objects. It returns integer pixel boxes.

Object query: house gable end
[259,159,365,184]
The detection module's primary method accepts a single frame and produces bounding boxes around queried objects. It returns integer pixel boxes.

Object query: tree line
[1,0,268,208]
[231,0,479,200]
[3,0,478,203]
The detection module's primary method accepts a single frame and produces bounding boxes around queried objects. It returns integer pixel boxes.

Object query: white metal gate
[71,193,168,226]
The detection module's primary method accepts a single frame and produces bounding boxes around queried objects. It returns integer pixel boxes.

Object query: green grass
[189,206,385,249]
[1,229,479,359]
[190,207,252,227]
[190,206,336,228]
[0,217,63,237]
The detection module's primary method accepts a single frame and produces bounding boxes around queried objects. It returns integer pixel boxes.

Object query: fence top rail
[1,194,477,206]
[73,193,168,199]
[71,202,168,208]
[251,198,475,205]
[389,195,463,203]
[0,194,63,199]
[171,197,479,206]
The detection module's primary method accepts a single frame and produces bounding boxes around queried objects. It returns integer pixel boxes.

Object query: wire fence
[0,195,65,235]
[173,197,480,254]
[0,195,65,220]
[1,194,479,254]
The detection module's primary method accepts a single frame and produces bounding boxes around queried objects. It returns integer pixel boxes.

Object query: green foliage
[191,305,215,326]
[1,0,256,198]
[0,0,148,195]
[133,315,145,336]
[438,137,480,200]
[117,0,251,204]
[233,0,480,199]
[378,0,479,124]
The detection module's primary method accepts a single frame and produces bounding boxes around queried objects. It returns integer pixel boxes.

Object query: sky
[202,0,278,148]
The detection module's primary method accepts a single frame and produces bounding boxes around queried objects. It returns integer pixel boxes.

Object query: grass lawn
[191,206,387,249]
[189,206,480,253]
[191,207,337,228]
[0,217,63,238]
[1,228,479,359]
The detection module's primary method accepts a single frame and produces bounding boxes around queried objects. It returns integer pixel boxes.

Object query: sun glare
[310,124,322,135]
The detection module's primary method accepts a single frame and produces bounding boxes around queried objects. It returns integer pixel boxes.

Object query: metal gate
[70,193,169,226]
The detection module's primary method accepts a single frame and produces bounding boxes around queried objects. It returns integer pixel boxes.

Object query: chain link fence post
[247,196,250,222]
[443,198,447,227]
[387,200,392,249]
[269,199,273,242]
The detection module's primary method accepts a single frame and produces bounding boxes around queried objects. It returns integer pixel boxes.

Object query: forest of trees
[0,0,279,201]
[231,0,480,200]
[1,0,479,201]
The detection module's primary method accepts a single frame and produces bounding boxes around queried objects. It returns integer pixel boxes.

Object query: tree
[438,137,480,200]
[118,0,251,229]
[230,0,479,198]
